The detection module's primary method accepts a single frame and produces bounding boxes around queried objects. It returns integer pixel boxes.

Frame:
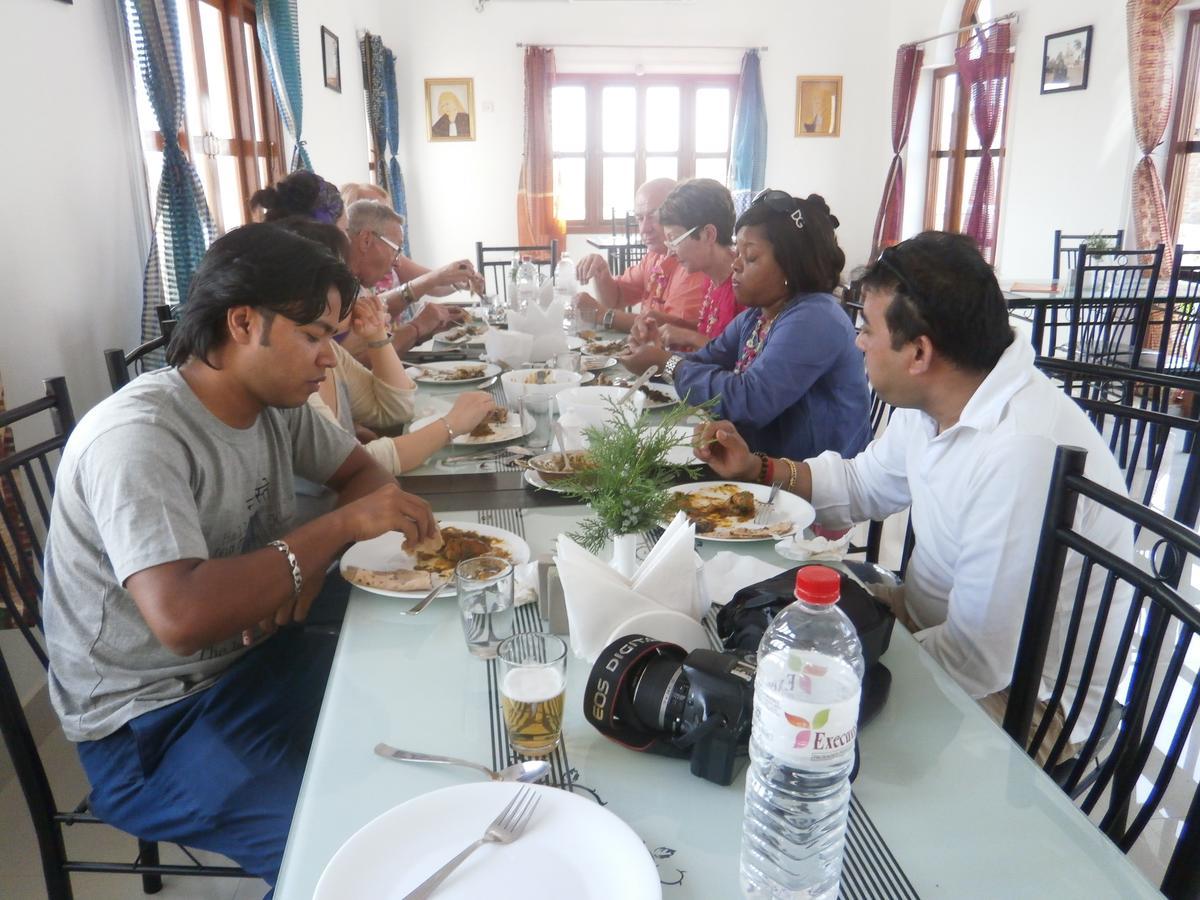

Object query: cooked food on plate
[577,329,599,340]
[469,407,509,437]
[438,323,487,342]
[418,364,487,381]
[584,339,627,355]
[342,527,513,591]
[668,483,793,539]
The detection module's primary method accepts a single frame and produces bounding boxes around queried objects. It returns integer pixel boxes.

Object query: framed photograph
[795,76,842,138]
[1041,25,1093,94]
[321,26,341,93]
[424,78,476,142]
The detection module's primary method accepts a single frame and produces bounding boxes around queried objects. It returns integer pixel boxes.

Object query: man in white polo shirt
[696,231,1131,756]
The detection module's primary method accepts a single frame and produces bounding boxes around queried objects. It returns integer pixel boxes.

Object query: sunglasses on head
[751,189,804,229]
[875,245,931,309]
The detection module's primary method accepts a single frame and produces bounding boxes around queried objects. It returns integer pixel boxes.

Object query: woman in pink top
[631,178,744,352]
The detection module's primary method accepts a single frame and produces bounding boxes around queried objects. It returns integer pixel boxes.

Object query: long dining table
[273,330,1163,898]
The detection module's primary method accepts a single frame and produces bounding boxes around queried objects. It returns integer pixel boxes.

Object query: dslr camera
[584,634,756,786]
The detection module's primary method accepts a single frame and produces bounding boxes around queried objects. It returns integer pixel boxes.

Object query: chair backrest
[1150,244,1200,374]
[1004,444,1200,899]
[1035,358,1200,531]
[475,241,559,304]
[104,305,177,392]
[0,377,74,669]
[1052,228,1125,281]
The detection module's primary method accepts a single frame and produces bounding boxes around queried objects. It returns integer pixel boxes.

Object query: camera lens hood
[584,634,691,758]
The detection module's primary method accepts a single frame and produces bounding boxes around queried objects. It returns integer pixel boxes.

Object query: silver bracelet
[441,417,458,439]
[268,540,302,598]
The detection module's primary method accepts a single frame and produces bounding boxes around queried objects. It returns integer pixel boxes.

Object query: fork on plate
[402,786,540,899]
[755,480,783,525]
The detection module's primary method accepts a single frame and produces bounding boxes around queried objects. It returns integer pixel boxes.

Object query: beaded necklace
[734,304,786,373]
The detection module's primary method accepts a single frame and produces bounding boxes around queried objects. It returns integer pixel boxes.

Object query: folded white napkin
[775,530,852,562]
[697,551,786,619]
[508,296,567,361]
[484,329,534,368]
[555,512,699,661]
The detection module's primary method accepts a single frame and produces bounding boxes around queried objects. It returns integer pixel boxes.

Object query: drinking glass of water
[456,557,515,659]
[520,394,553,450]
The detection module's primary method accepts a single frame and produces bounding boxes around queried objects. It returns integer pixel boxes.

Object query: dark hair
[657,178,736,246]
[166,223,358,367]
[272,215,352,262]
[860,231,1013,372]
[734,191,845,293]
[249,171,344,225]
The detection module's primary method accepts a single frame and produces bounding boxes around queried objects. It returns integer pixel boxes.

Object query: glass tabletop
[274,505,1161,899]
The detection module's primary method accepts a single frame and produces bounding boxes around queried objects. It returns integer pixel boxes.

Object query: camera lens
[629,652,690,734]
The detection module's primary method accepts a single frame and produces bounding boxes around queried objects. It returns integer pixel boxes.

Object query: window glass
[199,2,234,140]
[694,157,727,183]
[645,156,678,183]
[695,88,730,153]
[553,157,586,222]
[552,85,586,153]
[645,86,679,152]
[602,156,635,219]
[602,86,636,153]
[244,22,263,143]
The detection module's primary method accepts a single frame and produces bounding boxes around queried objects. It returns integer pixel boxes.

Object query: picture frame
[424,78,476,142]
[1041,25,1092,94]
[321,26,341,93]
[795,76,842,138]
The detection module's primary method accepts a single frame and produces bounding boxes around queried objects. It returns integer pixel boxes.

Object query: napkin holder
[536,555,569,635]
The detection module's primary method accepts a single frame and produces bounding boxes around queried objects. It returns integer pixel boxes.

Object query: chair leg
[138,839,163,894]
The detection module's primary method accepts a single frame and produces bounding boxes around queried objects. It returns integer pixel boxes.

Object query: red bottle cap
[794,565,841,605]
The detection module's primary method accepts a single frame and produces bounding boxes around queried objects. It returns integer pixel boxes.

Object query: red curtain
[871,45,924,258]
[955,23,1011,260]
[516,46,565,252]
[1127,0,1179,263]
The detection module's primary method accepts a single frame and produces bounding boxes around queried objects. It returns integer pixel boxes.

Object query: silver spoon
[551,422,570,470]
[374,744,551,783]
[399,581,448,616]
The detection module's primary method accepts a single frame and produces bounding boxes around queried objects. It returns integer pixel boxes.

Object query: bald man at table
[575,178,708,333]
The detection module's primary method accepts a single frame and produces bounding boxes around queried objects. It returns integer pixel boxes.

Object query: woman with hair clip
[250,171,346,228]
[621,190,870,461]
[631,178,745,352]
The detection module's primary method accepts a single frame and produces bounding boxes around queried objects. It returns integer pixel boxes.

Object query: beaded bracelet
[753,451,772,485]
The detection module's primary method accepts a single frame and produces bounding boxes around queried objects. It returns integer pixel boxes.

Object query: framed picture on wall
[1041,25,1092,94]
[795,76,842,137]
[321,26,341,93]
[424,78,476,142]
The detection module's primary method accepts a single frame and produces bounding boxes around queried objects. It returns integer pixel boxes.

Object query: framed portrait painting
[321,26,341,93]
[795,76,842,138]
[425,78,476,142]
[1041,25,1093,94]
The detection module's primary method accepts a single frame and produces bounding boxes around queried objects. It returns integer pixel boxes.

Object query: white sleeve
[805,409,917,528]
[912,433,1058,698]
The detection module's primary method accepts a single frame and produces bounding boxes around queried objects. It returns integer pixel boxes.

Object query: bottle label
[754,650,861,768]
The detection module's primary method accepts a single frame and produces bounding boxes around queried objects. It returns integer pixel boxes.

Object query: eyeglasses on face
[751,189,804,229]
[665,225,699,251]
[374,232,403,264]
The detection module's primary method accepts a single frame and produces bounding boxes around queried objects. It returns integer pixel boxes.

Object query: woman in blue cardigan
[622,190,871,461]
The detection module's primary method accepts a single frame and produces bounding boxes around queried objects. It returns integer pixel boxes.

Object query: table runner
[476,507,920,899]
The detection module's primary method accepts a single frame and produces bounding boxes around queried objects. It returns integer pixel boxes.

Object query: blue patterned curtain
[728,50,768,216]
[360,35,389,193]
[124,0,215,343]
[382,47,411,256]
[256,0,311,170]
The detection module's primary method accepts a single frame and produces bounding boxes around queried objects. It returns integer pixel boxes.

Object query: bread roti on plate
[342,566,442,592]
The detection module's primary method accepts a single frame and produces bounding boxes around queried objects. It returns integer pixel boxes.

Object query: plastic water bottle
[740,565,864,900]
[554,252,577,293]
[555,253,578,335]
[514,256,538,314]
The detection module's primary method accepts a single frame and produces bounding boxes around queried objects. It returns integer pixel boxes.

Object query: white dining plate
[435,324,490,345]
[407,361,502,385]
[409,410,534,446]
[638,382,681,409]
[523,467,569,493]
[582,355,618,372]
[605,609,710,653]
[666,481,816,542]
[314,782,661,900]
[582,338,629,356]
[566,335,585,351]
[339,520,531,599]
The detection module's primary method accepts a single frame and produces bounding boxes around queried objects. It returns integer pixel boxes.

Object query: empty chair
[0,377,250,898]
[475,240,558,304]
[1148,245,1200,374]
[1052,228,1124,283]
[104,304,177,391]
[1004,445,1200,899]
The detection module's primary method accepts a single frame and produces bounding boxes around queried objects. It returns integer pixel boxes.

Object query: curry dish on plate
[343,527,514,591]
[668,483,794,539]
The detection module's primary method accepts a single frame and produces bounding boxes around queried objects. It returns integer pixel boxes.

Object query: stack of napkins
[555,512,708,661]
[507,291,568,361]
[484,329,534,369]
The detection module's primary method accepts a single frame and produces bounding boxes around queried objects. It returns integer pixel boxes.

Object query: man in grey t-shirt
[42,224,438,889]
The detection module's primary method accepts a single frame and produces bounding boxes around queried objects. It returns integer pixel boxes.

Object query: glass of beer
[456,557,515,659]
[497,633,568,757]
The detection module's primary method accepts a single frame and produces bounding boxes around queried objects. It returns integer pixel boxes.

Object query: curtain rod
[515,42,766,51]
[901,12,1018,48]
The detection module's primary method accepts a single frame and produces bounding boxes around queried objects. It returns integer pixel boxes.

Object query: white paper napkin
[555,513,699,662]
[484,329,534,368]
[697,552,786,618]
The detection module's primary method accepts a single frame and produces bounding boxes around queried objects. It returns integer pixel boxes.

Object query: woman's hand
[630,314,662,349]
[444,391,495,437]
[350,296,389,342]
[619,343,672,376]
[659,324,707,352]
[693,420,760,480]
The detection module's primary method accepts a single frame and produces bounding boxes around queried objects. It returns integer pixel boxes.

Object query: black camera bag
[715,564,896,728]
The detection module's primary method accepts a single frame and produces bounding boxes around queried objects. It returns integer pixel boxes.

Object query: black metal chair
[475,241,559,305]
[1052,228,1124,283]
[1020,244,1165,367]
[104,305,177,391]
[0,378,250,897]
[1003,445,1200,899]
[1145,245,1200,375]
[1036,358,1200,531]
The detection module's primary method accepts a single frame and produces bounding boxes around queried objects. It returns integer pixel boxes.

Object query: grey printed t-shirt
[42,368,358,742]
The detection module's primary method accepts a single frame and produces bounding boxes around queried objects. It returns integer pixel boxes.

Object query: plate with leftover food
[581,355,618,372]
[406,361,501,384]
[582,338,629,356]
[435,322,490,345]
[409,408,533,446]
[341,522,531,598]
[665,481,814,542]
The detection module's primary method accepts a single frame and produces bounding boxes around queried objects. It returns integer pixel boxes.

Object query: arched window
[923,0,1011,261]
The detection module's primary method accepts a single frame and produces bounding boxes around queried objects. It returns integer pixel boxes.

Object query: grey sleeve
[283,403,360,485]
[79,424,211,585]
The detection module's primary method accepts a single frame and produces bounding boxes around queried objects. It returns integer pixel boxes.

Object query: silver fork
[402,787,540,899]
[756,481,782,525]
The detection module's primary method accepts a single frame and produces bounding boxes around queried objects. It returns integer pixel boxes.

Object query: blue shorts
[76,627,336,892]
